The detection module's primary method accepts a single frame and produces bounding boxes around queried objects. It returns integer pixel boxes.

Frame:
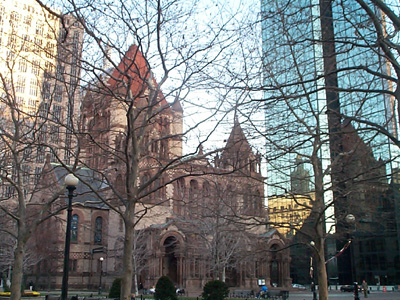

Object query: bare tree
[192,1,400,299]
[35,1,258,299]
[177,178,256,283]
[0,2,83,298]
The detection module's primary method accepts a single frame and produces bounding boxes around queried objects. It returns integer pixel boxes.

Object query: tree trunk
[10,240,25,300]
[316,246,328,300]
[121,218,135,300]
[315,218,329,300]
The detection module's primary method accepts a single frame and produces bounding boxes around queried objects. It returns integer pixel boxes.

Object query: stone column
[265,256,272,287]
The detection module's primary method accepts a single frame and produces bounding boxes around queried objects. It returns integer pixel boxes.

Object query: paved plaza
[288,290,400,300]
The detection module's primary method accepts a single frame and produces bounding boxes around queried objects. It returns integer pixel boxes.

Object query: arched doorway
[163,236,179,284]
[269,244,281,287]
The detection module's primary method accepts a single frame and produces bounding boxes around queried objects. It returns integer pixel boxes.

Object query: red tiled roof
[107,44,167,106]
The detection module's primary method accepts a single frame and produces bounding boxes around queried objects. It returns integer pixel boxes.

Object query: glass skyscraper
[261,0,400,284]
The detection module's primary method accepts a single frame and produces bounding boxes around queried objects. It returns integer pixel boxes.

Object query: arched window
[201,181,210,213]
[140,173,151,198]
[202,181,210,197]
[174,178,186,215]
[176,178,185,199]
[189,180,198,201]
[155,177,165,201]
[160,141,167,159]
[71,214,78,242]
[94,217,103,244]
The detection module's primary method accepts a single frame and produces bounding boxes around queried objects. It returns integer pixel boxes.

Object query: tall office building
[0,0,83,196]
[261,0,399,192]
[261,0,400,284]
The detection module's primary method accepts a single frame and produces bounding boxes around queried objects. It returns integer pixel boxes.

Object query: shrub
[154,276,177,300]
[202,280,229,300]
[109,278,122,299]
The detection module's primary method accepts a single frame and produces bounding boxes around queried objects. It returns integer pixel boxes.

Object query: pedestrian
[258,285,268,299]
[362,280,368,298]
[311,282,317,300]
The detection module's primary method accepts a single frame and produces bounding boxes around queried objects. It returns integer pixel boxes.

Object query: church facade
[27,45,291,293]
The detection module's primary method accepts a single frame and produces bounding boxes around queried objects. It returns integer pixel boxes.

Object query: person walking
[362,280,368,298]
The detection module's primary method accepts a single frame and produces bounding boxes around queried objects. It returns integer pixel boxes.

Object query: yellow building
[268,193,314,236]
[0,0,83,194]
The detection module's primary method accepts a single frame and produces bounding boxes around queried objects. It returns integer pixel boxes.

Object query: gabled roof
[220,117,253,162]
[107,44,168,106]
[51,164,108,209]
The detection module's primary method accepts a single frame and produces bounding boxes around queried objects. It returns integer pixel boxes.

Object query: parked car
[340,285,362,292]
[292,284,306,290]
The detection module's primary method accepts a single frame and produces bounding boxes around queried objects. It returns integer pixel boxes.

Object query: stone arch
[266,236,291,288]
[159,232,185,286]
[269,244,281,286]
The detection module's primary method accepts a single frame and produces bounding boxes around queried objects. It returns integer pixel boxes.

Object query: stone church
[28,45,291,293]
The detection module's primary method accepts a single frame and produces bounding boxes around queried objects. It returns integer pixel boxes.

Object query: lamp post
[309,241,317,300]
[346,214,359,300]
[61,174,79,300]
[99,257,104,295]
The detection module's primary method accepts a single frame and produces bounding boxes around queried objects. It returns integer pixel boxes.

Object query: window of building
[32,60,40,76]
[56,65,65,81]
[154,178,163,200]
[34,37,42,53]
[34,167,42,184]
[36,146,45,163]
[35,21,44,36]
[52,104,62,122]
[69,259,77,272]
[7,34,17,50]
[39,124,47,143]
[50,125,60,143]
[21,34,30,51]
[44,61,54,74]
[50,148,57,162]
[94,217,103,244]
[39,102,50,118]
[176,178,185,199]
[140,174,151,198]
[73,30,80,51]
[29,78,38,96]
[202,181,210,198]
[16,76,25,93]
[71,214,78,242]
[42,81,51,100]
[9,11,19,27]
[22,164,30,184]
[18,59,27,72]
[23,15,31,26]
[4,185,15,197]
[45,42,54,58]
[54,84,63,102]
[189,180,198,202]
[16,96,24,105]
[0,6,4,26]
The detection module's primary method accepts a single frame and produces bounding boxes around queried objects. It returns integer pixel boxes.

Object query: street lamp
[346,214,359,300]
[99,257,104,295]
[309,241,317,300]
[61,174,79,300]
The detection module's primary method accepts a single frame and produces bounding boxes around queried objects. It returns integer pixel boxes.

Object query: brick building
[28,45,291,293]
